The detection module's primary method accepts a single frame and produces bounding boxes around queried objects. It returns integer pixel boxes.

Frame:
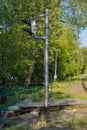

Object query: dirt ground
[2,105,87,130]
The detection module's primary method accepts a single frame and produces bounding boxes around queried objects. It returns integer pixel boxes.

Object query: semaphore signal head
[21,19,32,25]
[21,18,36,35]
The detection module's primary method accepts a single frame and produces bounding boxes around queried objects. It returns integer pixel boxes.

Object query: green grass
[65,117,87,130]
[5,126,32,130]
[1,74,87,110]
[67,92,87,99]
[11,74,87,101]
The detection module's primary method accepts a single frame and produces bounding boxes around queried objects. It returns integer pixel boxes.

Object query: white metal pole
[54,52,58,82]
[44,9,49,107]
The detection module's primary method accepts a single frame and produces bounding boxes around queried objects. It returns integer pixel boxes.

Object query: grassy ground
[49,74,87,100]
[1,74,87,130]
[1,74,87,104]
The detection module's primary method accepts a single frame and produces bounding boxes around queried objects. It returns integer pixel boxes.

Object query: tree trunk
[24,65,34,89]
[0,78,7,104]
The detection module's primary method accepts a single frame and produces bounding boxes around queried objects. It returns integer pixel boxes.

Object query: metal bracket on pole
[34,35,46,40]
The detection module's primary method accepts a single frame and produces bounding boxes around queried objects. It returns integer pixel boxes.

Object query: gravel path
[66,82,87,95]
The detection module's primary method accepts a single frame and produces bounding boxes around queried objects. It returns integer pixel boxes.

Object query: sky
[79,29,87,47]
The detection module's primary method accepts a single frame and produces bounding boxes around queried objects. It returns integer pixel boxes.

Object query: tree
[81,47,87,72]
[0,0,87,87]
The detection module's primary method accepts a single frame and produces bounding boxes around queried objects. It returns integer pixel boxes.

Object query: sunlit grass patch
[68,93,87,100]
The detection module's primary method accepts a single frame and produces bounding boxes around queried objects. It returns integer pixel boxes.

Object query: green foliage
[81,47,87,72]
[0,0,87,85]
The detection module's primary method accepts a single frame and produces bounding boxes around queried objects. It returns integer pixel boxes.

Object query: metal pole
[54,52,58,82]
[44,9,49,107]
